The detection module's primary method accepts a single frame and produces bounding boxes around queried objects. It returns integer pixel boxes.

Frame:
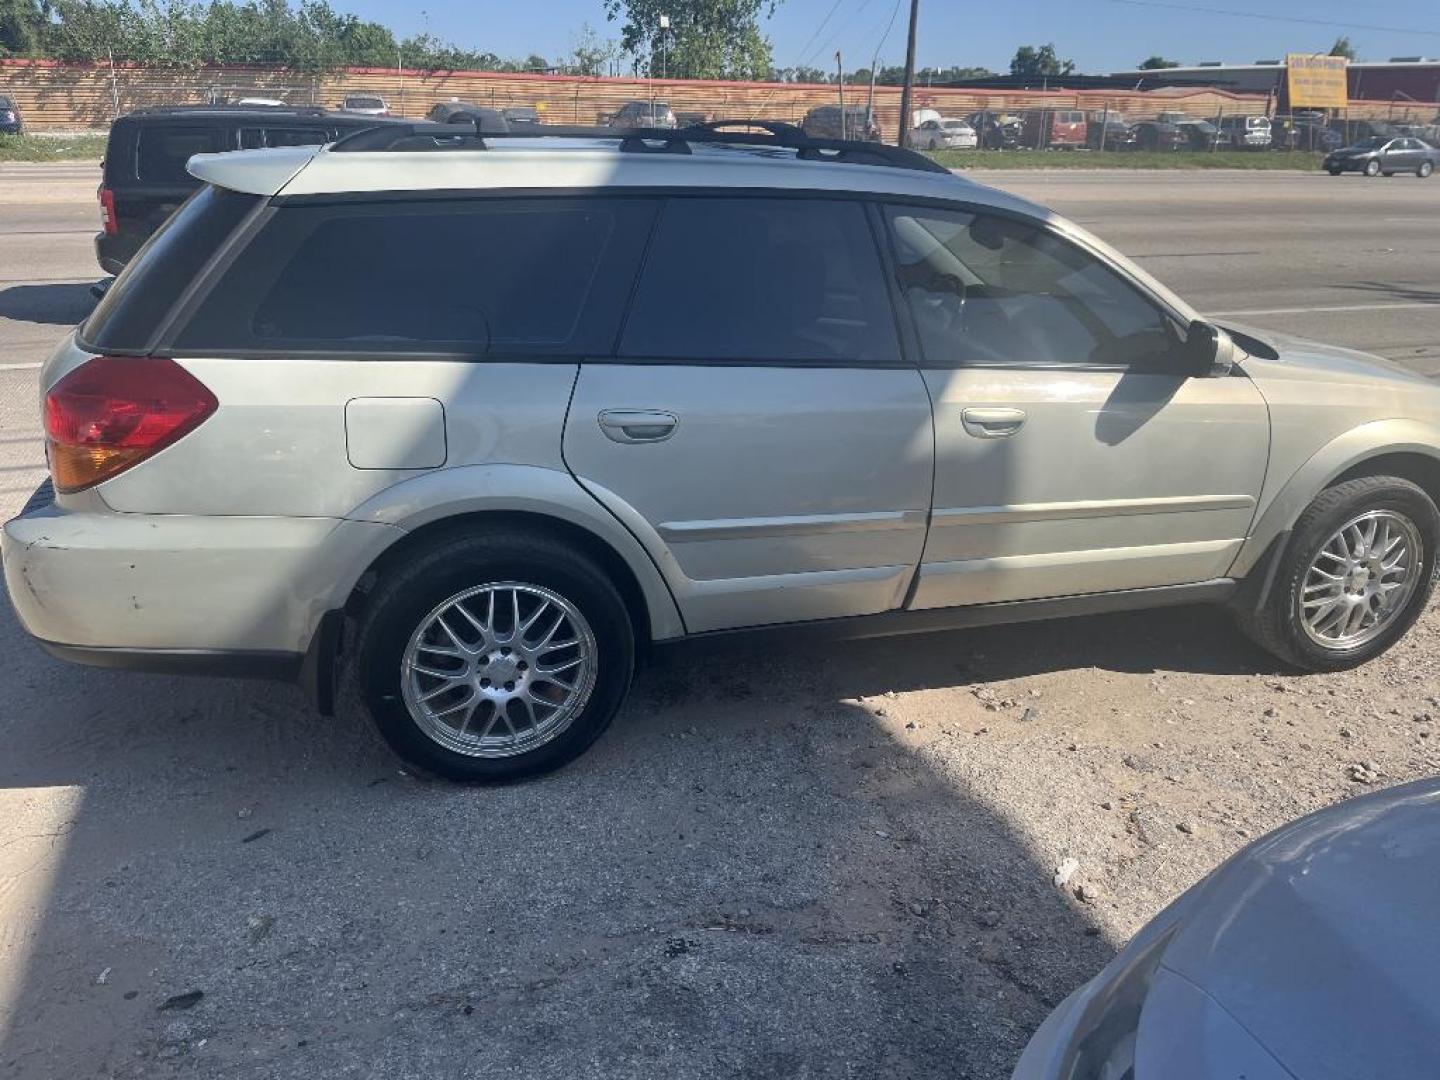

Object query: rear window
[172,197,657,355]
[136,127,229,182]
[346,97,385,108]
[620,197,900,365]
[82,185,261,352]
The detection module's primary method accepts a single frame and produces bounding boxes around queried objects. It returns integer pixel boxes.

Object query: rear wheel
[355,530,635,781]
[1364,159,1381,176]
[1238,477,1439,671]
[1420,161,1434,178]
[1327,167,1342,176]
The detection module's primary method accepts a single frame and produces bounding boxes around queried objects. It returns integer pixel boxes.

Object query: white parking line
[1211,301,1440,317]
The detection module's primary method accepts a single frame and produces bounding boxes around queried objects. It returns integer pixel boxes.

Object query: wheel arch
[1232,421,1440,580]
[335,464,687,647]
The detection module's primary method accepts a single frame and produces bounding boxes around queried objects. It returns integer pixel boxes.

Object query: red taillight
[45,356,217,493]
[98,185,117,236]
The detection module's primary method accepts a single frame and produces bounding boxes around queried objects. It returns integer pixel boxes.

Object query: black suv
[95,106,404,275]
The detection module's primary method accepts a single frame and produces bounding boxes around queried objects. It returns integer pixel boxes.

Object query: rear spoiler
[186,145,318,196]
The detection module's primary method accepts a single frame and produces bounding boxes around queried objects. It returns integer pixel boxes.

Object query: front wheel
[1327,167,1342,176]
[1419,161,1434,178]
[1364,159,1381,176]
[1238,477,1439,671]
[355,530,635,782]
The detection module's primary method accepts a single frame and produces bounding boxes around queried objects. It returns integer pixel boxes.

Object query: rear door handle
[961,407,1027,439]
[598,409,679,444]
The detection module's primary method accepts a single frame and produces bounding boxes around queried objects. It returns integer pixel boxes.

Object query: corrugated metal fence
[1,59,1421,137]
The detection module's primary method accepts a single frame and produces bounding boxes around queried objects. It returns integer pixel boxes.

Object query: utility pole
[897,0,920,147]
[836,50,845,139]
[659,13,670,81]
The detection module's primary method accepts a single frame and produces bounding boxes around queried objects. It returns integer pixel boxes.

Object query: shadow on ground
[0,601,1274,1079]
[0,283,96,327]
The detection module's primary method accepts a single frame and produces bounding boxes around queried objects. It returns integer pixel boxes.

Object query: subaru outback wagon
[6,123,1440,782]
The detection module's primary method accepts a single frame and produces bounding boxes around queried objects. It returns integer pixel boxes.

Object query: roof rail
[128,104,335,117]
[328,117,951,174]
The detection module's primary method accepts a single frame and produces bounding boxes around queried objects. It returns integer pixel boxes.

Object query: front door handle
[598,409,679,444]
[961,407,1027,439]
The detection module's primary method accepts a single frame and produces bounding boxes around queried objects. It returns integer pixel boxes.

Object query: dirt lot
[1,167,1438,1079]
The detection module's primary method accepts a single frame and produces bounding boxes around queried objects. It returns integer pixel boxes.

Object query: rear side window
[620,197,900,365]
[82,185,260,352]
[136,127,229,182]
[240,126,330,149]
[173,198,657,355]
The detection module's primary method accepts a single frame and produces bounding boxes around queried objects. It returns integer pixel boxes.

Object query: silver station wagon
[5,122,1439,781]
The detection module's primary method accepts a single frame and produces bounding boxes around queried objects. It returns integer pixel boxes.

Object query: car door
[881,203,1269,610]
[563,195,934,633]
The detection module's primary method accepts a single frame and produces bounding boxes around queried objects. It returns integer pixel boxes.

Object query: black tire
[354,529,635,782]
[1238,477,1440,671]
[1364,159,1381,177]
[1327,167,1342,176]
[1419,161,1434,179]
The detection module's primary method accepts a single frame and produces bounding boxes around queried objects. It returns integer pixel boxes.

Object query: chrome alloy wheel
[401,583,598,758]
[1300,510,1422,650]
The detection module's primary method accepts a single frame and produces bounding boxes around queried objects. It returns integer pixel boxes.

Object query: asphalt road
[0,165,1438,1080]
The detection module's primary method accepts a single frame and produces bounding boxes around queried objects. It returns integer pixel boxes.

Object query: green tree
[1137,55,1179,69]
[1,0,49,55]
[603,0,777,80]
[1009,43,1074,78]
[567,22,619,76]
[1328,35,1356,60]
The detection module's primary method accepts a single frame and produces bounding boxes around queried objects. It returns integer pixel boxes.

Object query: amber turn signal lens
[44,356,217,494]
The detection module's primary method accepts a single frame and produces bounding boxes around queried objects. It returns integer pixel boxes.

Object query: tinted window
[136,127,229,182]
[82,185,260,351]
[175,198,656,355]
[886,205,1187,372]
[620,198,899,364]
[264,126,330,147]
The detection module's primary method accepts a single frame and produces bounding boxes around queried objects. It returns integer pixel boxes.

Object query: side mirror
[1182,319,1228,376]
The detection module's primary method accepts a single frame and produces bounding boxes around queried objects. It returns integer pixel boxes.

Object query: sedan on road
[1324,136,1436,177]
[1014,777,1440,1080]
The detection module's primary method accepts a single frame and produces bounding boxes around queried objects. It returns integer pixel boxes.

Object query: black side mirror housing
[1183,319,1223,376]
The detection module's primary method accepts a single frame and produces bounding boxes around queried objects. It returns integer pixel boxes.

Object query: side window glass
[240,128,263,150]
[885,205,1187,371]
[264,127,330,148]
[174,198,657,355]
[136,127,228,182]
[620,197,900,364]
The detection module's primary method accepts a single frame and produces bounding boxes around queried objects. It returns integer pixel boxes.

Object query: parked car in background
[0,94,23,135]
[1086,111,1135,150]
[13,123,1440,784]
[1155,111,1220,150]
[1019,109,1087,149]
[235,97,287,107]
[1324,136,1436,177]
[674,110,708,128]
[502,105,542,126]
[339,94,390,116]
[800,104,881,141]
[965,110,1023,149]
[1015,778,1440,1080]
[1217,114,1272,149]
[608,100,678,130]
[911,117,978,150]
[1130,117,1186,151]
[423,102,509,131]
[93,105,408,275]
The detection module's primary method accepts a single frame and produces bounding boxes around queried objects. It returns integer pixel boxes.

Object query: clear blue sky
[338,0,1440,74]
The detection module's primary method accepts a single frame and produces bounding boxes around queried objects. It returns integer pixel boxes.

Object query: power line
[788,0,850,73]
[1109,0,1440,39]
[869,0,905,69]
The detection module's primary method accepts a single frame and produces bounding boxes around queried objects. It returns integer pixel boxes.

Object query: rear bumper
[94,230,138,276]
[2,489,400,658]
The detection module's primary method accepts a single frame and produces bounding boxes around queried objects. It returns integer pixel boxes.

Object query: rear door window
[136,127,230,182]
[265,126,330,147]
[619,197,900,365]
[172,197,657,355]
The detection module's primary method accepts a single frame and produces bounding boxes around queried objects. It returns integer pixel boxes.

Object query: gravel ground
[2,167,1438,1079]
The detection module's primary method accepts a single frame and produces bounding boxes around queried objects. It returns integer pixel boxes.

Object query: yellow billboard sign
[1286,53,1348,108]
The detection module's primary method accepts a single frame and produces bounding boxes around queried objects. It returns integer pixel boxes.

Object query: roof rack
[127,104,335,118]
[328,118,951,174]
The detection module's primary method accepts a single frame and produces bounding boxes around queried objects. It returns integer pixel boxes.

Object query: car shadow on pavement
[1334,280,1440,305]
[0,590,1175,1080]
[0,283,97,327]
